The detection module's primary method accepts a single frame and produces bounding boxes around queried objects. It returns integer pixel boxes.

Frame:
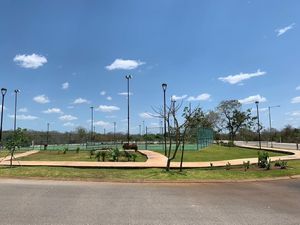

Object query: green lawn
[0,150,26,158]
[154,145,287,162]
[18,150,147,162]
[0,160,300,181]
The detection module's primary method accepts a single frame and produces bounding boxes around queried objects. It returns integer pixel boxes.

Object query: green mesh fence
[197,127,214,149]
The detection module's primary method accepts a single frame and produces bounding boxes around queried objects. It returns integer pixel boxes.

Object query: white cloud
[43,108,63,114]
[63,122,75,127]
[296,86,300,91]
[62,82,69,90]
[171,94,187,101]
[118,92,133,96]
[33,95,50,104]
[95,105,120,112]
[106,58,145,70]
[291,96,300,104]
[19,107,28,113]
[100,91,106,96]
[94,120,111,128]
[106,96,112,101]
[287,111,300,117]
[13,53,47,69]
[275,23,295,37]
[73,98,90,104]
[187,93,211,101]
[59,115,78,121]
[218,69,266,85]
[239,94,267,104]
[8,114,38,120]
[139,112,154,119]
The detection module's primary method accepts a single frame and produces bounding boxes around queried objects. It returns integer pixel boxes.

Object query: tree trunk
[166,158,171,171]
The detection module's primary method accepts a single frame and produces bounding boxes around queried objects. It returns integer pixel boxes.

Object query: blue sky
[0,0,300,133]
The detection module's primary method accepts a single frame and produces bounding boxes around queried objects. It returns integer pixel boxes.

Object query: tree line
[1,99,299,148]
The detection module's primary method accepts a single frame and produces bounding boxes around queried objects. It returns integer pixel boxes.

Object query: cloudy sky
[0,0,299,133]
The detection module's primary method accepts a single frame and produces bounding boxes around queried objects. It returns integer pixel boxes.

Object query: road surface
[0,179,299,225]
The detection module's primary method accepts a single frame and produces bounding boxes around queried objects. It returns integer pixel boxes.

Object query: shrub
[266,159,271,170]
[63,147,68,154]
[111,148,120,162]
[100,151,107,162]
[274,160,281,167]
[124,151,132,161]
[243,161,250,171]
[280,160,288,169]
[226,162,231,170]
[76,147,80,154]
[95,150,101,162]
[258,151,269,168]
[89,150,95,159]
[132,153,137,162]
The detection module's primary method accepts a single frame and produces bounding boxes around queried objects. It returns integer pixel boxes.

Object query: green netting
[197,127,214,149]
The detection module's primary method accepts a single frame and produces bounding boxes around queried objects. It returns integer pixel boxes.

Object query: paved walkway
[0,150,40,162]
[0,145,299,168]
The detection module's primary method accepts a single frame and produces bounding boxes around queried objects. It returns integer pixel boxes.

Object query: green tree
[217,100,254,144]
[5,128,29,167]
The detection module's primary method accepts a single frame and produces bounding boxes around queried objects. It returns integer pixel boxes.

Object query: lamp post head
[14,89,20,94]
[255,101,259,105]
[125,75,132,79]
[1,88,7,96]
[162,83,167,91]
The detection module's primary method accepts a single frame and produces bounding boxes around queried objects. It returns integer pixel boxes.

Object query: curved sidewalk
[0,150,168,168]
[170,144,300,168]
[0,146,299,168]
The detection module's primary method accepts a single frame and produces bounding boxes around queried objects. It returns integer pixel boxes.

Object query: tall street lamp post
[90,106,94,143]
[13,90,20,132]
[125,75,132,144]
[162,83,167,156]
[11,89,20,167]
[46,123,50,146]
[0,88,7,147]
[113,122,116,145]
[255,101,261,149]
[268,105,280,148]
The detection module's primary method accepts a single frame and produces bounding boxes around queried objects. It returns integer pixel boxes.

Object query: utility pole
[268,105,280,148]
[90,106,94,143]
[46,123,49,146]
[125,75,132,144]
[255,101,261,149]
[162,83,167,156]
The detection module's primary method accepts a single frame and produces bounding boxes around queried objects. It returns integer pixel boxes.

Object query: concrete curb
[0,175,299,184]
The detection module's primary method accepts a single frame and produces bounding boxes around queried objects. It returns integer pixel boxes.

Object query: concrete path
[0,150,40,162]
[0,146,299,168]
[0,150,168,168]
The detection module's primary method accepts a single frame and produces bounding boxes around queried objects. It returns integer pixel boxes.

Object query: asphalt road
[0,179,300,225]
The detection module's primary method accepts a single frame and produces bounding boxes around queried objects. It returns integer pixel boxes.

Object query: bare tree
[153,102,209,171]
